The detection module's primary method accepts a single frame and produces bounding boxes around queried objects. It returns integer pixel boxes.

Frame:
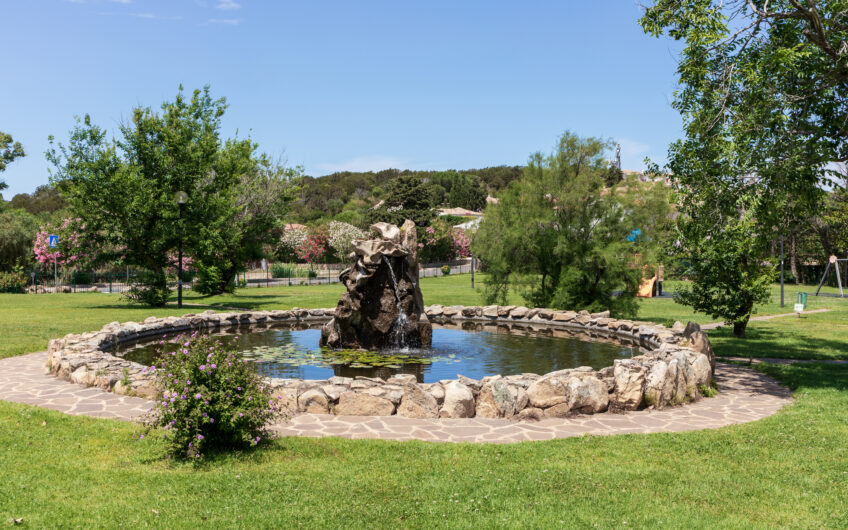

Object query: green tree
[369,175,434,226]
[0,130,26,192]
[474,131,642,316]
[447,174,486,211]
[639,0,846,335]
[8,185,67,215]
[48,86,295,304]
[0,208,39,270]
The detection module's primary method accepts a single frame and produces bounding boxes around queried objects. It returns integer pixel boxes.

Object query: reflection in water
[118,322,636,383]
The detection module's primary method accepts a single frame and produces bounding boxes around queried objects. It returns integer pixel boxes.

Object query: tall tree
[0,130,26,192]
[369,175,434,226]
[474,131,643,316]
[640,0,846,335]
[48,86,296,304]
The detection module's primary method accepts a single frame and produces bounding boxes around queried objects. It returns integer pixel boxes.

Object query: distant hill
[289,166,523,224]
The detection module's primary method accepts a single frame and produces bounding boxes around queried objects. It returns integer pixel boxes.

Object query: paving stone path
[0,351,792,443]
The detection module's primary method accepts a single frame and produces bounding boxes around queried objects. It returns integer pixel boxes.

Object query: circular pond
[117,323,636,383]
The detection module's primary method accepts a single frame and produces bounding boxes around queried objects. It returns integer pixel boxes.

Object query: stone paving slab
[0,351,792,443]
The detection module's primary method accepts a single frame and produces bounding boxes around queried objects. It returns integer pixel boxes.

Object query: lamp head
[174,191,189,205]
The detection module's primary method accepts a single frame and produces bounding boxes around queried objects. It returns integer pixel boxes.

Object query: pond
[117,323,637,383]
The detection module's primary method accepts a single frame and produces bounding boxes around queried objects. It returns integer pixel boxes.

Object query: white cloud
[207,17,241,25]
[215,0,241,9]
[316,156,409,174]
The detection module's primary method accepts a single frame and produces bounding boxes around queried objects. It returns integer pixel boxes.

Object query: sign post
[48,235,59,293]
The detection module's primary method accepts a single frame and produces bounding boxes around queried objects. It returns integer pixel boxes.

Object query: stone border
[46,305,716,421]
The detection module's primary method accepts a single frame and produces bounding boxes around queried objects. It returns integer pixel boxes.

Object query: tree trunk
[733,319,748,338]
[789,231,799,284]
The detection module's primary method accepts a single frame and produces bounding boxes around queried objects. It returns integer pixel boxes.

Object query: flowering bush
[165,253,194,275]
[440,265,451,276]
[295,227,328,265]
[142,333,285,458]
[451,229,472,258]
[276,227,307,262]
[33,218,87,266]
[327,221,366,259]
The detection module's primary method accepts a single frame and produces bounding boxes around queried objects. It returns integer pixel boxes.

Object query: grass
[1,362,846,527]
[2,274,845,360]
[1,275,848,526]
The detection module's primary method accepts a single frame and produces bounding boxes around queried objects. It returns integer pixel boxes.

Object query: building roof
[438,207,483,217]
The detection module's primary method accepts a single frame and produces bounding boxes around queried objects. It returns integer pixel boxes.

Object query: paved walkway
[0,352,792,443]
[700,308,831,330]
[719,356,848,365]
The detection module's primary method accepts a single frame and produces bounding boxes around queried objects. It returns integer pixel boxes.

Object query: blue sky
[1,0,683,197]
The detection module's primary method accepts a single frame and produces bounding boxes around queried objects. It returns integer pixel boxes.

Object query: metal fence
[23,258,475,293]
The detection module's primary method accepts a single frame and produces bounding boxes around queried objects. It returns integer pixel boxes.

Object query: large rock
[397,384,439,419]
[565,374,609,413]
[439,381,475,418]
[643,360,669,408]
[475,379,515,418]
[320,220,432,349]
[610,360,647,410]
[335,391,395,416]
[527,376,568,408]
[298,388,330,414]
[688,330,716,376]
[690,353,712,390]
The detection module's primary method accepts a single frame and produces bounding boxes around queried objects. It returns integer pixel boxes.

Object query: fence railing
[22,258,475,294]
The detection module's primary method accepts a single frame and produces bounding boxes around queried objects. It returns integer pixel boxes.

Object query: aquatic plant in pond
[241,344,461,370]
[141,333,286,458]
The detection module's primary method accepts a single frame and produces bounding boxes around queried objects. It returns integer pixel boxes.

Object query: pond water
[117,323,636,383]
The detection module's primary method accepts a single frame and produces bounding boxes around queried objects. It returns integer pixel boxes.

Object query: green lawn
[1,362,846,527]
[2,275,848,526]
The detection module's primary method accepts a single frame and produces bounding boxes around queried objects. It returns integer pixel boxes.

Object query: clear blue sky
[1,0,682,198]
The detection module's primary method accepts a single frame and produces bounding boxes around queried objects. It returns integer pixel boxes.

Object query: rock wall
[320,220,432,349]
[46,305,715,420]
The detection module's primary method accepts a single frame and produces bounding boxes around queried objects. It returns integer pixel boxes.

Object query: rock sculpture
[320,220,433,349]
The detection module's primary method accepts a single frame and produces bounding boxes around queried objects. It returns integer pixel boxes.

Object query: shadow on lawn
[755,362,848,392]
[710,326,848,361]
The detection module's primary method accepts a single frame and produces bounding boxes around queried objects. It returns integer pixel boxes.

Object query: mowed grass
[2,274,846,360]
[1,362,846,527]
[1,276,848,526]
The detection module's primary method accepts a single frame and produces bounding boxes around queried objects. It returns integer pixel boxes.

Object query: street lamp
[174,190,189,308]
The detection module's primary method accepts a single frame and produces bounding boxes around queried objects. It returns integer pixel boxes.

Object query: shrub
[0,267,26,293]
[193,263,234,295]
[306,269,318,279]
[271,263,295,279]
[142,333,285,458]
[124,271,170,306]
[441,265,451,276]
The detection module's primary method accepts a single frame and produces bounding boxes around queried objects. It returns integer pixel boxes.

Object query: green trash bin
[795,292,807,313]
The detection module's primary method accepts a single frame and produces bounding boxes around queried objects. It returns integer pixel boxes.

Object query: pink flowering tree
[451,229,472,258]
[33,218,87,267]
[295,227,328,266]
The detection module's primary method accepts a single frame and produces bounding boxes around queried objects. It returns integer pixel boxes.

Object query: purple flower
[197,434,204,440]
[239,412,244,417]
[170,420,176,425]
[195,393,202,400]
[199,365,206,371]
[237,387,242,391]
[210,364,217,369]
[140,434,144,439]
[209,418,214,423]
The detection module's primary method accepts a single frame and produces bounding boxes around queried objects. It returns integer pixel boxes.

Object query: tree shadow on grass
[755,362,848,392]
[710,326,848,361]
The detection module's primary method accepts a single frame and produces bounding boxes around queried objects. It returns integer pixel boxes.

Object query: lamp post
[174,191,188,308]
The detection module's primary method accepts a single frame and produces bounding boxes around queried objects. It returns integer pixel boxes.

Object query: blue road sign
[48,235,59,248]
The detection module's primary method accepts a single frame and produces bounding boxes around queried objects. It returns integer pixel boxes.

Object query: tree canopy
[640,0,847,335]
[47,86,296,304]
[474,131,647,316]
[0,130,26,192]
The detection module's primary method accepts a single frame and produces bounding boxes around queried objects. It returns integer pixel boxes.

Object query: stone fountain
[320,220,433,350]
